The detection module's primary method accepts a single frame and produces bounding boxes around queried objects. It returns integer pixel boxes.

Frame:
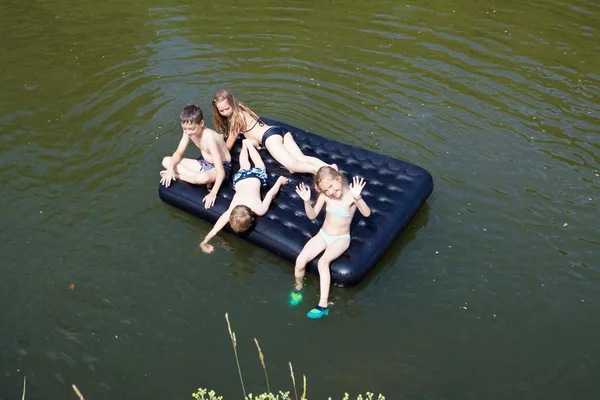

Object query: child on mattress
[212,88,330,174]
[200,139,289,253]
[160,104,232,209]
[292,166,371,319]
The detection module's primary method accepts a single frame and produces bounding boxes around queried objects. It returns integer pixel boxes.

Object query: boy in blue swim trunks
[200,139,289,253]
[160,104,232,209]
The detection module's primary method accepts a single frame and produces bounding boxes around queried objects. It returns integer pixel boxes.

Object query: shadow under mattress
[158,118,433,287]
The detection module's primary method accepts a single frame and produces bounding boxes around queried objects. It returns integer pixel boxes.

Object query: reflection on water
[0,0,599,398]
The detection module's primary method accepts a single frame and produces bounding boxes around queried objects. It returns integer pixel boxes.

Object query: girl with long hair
[212,89,329,174]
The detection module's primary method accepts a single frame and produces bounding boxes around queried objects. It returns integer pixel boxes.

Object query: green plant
[192,389,386,400]
[246,392,292,400]
[192,388,223,400]
[192,314,385,400]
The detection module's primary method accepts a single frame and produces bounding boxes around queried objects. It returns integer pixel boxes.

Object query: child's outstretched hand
[160,169,176,187]
[203,192,217,209]
[295,182,311,202]
[277,176,289,186]
[200,241,214,254]
[350,176,367,200]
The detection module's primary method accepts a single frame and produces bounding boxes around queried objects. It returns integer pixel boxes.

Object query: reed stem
[253,337,270,394]
[72,384,85,400]
[225,313,246,398]
[289,362,298,400]
[302,375,307,400]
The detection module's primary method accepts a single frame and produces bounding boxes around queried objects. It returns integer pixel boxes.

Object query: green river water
[1,0,599,398]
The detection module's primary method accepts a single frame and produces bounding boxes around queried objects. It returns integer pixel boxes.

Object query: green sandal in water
[289,290,304,306]
[307,305,329,319]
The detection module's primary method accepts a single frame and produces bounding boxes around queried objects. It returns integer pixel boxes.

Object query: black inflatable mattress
[159,118,433,287]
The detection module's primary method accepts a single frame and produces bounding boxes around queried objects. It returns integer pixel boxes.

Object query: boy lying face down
[200,139,288,253]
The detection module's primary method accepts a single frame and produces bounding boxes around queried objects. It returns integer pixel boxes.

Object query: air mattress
[158,118,433,287]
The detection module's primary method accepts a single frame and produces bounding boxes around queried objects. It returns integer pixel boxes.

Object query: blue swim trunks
[197,156,232,178]
[233,168,268,188]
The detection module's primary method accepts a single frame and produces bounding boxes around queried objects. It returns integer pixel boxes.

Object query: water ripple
[2,1,600,397]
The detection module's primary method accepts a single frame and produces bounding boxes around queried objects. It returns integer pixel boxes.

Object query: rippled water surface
[1,0,599,398]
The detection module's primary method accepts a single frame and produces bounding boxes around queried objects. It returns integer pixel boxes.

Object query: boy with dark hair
[160,104,232,208]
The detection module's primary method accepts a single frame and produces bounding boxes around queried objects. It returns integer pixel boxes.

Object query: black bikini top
[240,117,264,134]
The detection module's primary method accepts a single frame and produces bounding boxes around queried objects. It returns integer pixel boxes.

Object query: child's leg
[162,157,217,185]
[245,141,266,171]
[161,158,217,185]
[295,234,327,287]
[265,138,317,174]
[315,238,350,308]
[282,133,328,170]
[290,234,327,306]
[239,142,251,171]
[162,157,202,174]
[176,168,216,185]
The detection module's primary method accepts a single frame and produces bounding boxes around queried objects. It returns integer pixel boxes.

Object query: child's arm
[226,112,261,150]
[311,194,327,217]
[350,177,371,217]
[199,209,232,253]
[244,138,260,149]
[225,131,238,151]
[255,176,289,216]
[202,137,227,209]
[160,135,189,187]
[354,197,371,217]
[295,183,325,220]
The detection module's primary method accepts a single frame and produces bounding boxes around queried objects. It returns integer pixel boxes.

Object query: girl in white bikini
[292,166,371,319]
[212,89,329,174]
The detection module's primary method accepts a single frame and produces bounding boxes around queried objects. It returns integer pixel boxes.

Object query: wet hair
[229,205,254,233]
[180,104,203,124]
[314,166,348,194]
[212,89,261,138]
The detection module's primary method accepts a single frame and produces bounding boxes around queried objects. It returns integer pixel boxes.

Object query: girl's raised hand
[350,176,367,200]
[295,182,311,202]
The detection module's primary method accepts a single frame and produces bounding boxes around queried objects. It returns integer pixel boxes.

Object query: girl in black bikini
[212,89,329,174]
